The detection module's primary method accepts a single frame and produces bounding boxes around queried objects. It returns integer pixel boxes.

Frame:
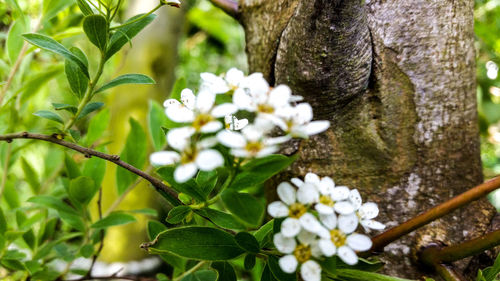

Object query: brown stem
[365,176,500,255]
[208,0,239,19]
[0,132,180,205]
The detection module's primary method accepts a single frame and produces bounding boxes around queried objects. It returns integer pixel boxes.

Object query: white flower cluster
[268,173,385,281]
[150,68,330,183]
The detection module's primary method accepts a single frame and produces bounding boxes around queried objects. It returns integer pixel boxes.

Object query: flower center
[319,195,334,207]
[288,203,307,219]
[257,104,275,114]
[293,244,312,264]
[245,141,263,155]
[193,114,214,131]
[180,149,197,164]
[330,229,347,247]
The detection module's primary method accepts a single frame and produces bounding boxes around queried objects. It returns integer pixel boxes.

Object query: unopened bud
[160,0,181,7]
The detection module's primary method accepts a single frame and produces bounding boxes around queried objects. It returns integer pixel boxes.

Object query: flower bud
[160,0,181,7]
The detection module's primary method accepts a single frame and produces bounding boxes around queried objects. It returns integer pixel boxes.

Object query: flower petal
[196,90,216,113]
[331,186,350,201]
[149,151,180,166]
[277,182,296,205]
[279,255,298,274]
[349,189,363,210]
[319,239,336,257]
[299,213,322,233]
[346,233,372,252]
[180,89,196,110]
[334,201,355,215]
[200,72,229,94]
[281,218,301,237]
[269,85,291,108]
[303,121,330,136]
[361,220,386,231]
[233,89,254,111]
[211,103,238,118]
[291,178,304,188]
[163,99,180,108]
[319,213,337,230]
[297,230,316,245]
[297,183,319,205]
[174,163,197,183]
[304,173,320,186]
[200,121,223,133]
[256,146,279,158]
[338,246,358,265]
[166,105,195,123]
[273,233,296,254]
[195,149,224,171]
[268,201,289,218]
[338,214,359,234]
[294,103,313,124]
[198,137,218,149]
[319,176,335,194]
[225,68,244,86]
[359,202,379,220]
[167,127,195,151]
[217,130,246,148]
[234,118,248,130]
[300,260,321,281]
[315,203,334,215]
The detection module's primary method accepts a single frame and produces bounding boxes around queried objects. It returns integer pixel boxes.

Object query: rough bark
[240,0,496,278]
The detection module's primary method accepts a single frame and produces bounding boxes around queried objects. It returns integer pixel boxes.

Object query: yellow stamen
[330,229,347,247]
[319,195,334,207]
[257,104,275,114]
[288,203,307,219]
[180,149,197,164]
[192,114,214,131]
[245,141,263,155]
[294,244,312,263]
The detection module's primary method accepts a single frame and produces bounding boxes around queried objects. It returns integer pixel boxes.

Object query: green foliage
[83,15,108,52]
[221,190,265,227]
[95,74,155,94]
[91,212,136,229]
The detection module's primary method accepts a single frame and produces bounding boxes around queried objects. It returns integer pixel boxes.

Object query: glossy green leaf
[65,47,89,99]
[76,0,93,15]
[52,103,78,114]
[83,154,106,187]
[23,33,89,77]
[145,226,244,260]
[229,155,296,190]
[196,208,245,230]
[91,212,136,229]
[21,157,40,194]
[221,190,265,227]
[147,221,167,240]
[83,15,108,51]
[482,253,500,281]
[148,100,168,151]
[68,176,96,206]
[106,14,157,60]
[212,262,236,281]
[157,167,206,201]
[254,219,274,248]
[95,74,155,94]
[166,206,192,224]
[268,256,297,281]
[235,232,260,254]
[196,170,217,197]
[116,118,147,194]
[244,254,256,270]
[34,110,64,124]
[181,270,218,281]
[261,264,278,281]
[64,153,81,179]
[148,220,188,271]
[77,102,104,120]
[335,269,414,281]
[28,195,78,215]
[42,0,73,23]
[85,109,110,146]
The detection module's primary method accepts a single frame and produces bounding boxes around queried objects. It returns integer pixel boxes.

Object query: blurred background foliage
[1,0,499,273]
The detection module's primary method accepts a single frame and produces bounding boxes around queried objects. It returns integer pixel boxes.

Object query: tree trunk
[239,0,496,278]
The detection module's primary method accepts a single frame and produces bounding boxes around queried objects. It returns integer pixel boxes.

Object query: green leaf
[148,221,167,240]
[335,269,414,281]
[42,0,73,23]
[23,33,89,77]
[145,226,244,260]
[129,208,158,217]
[77,102,104,120]
[1,259,25,271]
[261,264,278,281]
[21,157,40,194]
[196,208,245,230]
[148,100,168,151]
[34,110,64,124]
[483,253,500,281]
[166,206,192,224]
[221,190,265,227]
[212,262,236,281]
[254,219,274,248]
[52,103,78,114]
[80,244,94,258]
[64,153,81,179]
[83,15,108,51]
[95,74,155,94]
[116,118,147,194]
[28,195,78,215]
[268,256,297,281]
[83,154,106,187]
[106,14,157,60]
[19,66,63,104]
[196,170,218,197]
[181,270,218,281]
[76,0,93,15]
[68,176,97,206]
[157,167,206,201]
[235,232,260,254]
[0,208,7,233]
[148,220,187,271]
[7,18,29,64]
[230,155,296,190]
[244,254,256,270]
[85,109,110,146]
[91,212,136,229]
[65,47,89,99]
[170,77,186,100]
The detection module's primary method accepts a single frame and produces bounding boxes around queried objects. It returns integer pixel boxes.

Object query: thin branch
[0,132,180,205]
[208,0,240,19]
[365,176,500,255]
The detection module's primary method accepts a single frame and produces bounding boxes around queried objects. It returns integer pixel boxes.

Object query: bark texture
[240,0,496,278]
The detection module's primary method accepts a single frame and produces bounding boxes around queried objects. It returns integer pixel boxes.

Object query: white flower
[317,213,372,265]
[267,182,326,237]
[200,68,245,94]
[349,189,386,232]
[275,103,330,138]
[224,114,248,131]
[149,127,223,183]
[217,118,290,158]
[274,231,322,281]
[164,89,237,132]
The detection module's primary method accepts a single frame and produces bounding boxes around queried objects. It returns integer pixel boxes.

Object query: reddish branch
[367,176,500,254]
[209,0,239,19]
[0,132,181,205]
